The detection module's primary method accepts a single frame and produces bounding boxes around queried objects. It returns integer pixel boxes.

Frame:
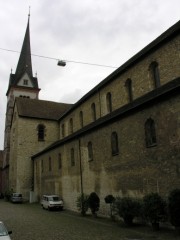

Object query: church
[1,16,180,214]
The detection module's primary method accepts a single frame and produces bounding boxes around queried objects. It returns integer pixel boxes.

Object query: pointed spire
[15,14,33,79]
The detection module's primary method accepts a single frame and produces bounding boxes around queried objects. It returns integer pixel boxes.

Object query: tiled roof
[16,98,73,120]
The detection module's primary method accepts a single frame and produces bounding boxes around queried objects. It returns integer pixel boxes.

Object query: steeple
[6,14,40,97]
[15,15,33,79]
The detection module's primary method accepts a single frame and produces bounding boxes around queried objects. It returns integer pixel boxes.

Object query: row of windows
[40,118,157,172]
[60,61,160,138]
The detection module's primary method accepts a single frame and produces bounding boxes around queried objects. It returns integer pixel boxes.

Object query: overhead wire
[0,47,118,69]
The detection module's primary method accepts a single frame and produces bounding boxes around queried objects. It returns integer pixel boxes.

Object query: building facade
[3,18,180,215]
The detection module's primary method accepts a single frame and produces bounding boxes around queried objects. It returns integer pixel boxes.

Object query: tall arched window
[125,78,133,102]
[69,118,73,134]
[88,141,93,161]
[111,132,119,155]
[37,124,45,141]
[71,148,75,166]
[149,61,160,88]
[145,118,157,147]
[91,103,96,122]
[79,111,83,128]
[106,92,112,113]
[61,124,65,137]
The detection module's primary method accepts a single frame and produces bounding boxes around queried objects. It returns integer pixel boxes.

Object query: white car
[0,221,12,240]
[41,195,63,210]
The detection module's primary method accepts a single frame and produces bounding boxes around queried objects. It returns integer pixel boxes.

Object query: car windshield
[0,223,8,236]
[13,193,22,197]
[49,196,60,201]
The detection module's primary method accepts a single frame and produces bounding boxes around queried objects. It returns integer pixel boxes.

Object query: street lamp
[57,60,66,67]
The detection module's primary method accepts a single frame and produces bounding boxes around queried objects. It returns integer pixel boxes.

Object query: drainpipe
[78,138,85,215]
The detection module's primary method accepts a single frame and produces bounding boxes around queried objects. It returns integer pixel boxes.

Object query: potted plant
[88,192,100,217]
[114,197,142,226]
[143,193,167,230]
[168,189,180,231]
[76,193,89,216]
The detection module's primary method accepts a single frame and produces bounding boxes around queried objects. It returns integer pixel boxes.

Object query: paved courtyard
[0,200,179,240]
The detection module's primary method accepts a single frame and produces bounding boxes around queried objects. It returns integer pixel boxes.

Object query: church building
[2,17,180,214]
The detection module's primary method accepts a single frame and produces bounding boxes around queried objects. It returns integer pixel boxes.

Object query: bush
[104,195,115,219]
[168,189,180,228]
[76,193,89,216]
[88,192,100,217]
[114,197,142,226]
[143,193,167,230]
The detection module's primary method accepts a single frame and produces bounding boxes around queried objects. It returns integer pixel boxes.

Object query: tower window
[145,118,157,147]
[79,111,83,128]
[23,79,28,85]
[37,124,45,141]
[69,118,73,134]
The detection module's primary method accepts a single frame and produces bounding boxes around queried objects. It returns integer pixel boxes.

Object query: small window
[111,132,119,155]
[37,124,45,141]
[106,92,112,113]
[88,141,93,161]
[125,78,133,102]
[49,157,52,171]
[91,103,96,121]
[149,61,160,88]
[145,118,157,147]
[79,111,83,128]
[71,148,75,166]
[58,153,62,169]
[23,79,28,85]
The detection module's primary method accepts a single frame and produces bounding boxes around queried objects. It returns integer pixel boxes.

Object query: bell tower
[2,15,40,192]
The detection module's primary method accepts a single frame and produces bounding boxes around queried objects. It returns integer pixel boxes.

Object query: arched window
[37,124,45,141]
[125,78,133,102]
[79,111,83,128]
[91,103,96,121]
[71,148,75,166]
[61,124,65,137]
[111,132,119,155]
[149,61,160,88]
[88,141,93,161]
[69,118,73,134]
[145,118,157,147]
[106,92,112,113]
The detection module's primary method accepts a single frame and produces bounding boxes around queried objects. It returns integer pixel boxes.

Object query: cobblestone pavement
[0,200,178,240]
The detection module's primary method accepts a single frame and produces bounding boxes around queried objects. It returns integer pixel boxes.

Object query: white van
[41,195,63,210]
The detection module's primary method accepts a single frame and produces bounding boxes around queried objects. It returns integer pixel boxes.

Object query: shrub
[104,195,115,219]
[143,193,167,230]
[88,192,100,217]
[76,193,89,216]
[114,197,142,226]
[168,189,180,228]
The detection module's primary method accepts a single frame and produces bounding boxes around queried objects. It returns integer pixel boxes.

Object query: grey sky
[0,0,180,149]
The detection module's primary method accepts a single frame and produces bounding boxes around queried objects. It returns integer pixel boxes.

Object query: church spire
[15,15,33,79]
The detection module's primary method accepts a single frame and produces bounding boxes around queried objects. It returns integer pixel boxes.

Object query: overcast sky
[0,0,180,149]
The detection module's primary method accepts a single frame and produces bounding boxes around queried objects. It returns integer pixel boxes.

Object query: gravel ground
[0,200,179,240]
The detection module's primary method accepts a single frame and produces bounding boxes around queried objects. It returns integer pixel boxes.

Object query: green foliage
[168,189,180,227]
[143,193,167,225]
[114,197,142,226]
[88,192,100,216]
[104,195,115,204]
[76,193,89,216]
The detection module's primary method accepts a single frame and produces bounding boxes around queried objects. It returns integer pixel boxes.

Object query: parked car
[41,195,64,210]
[10,193,23,203]
[0,221,12,240]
